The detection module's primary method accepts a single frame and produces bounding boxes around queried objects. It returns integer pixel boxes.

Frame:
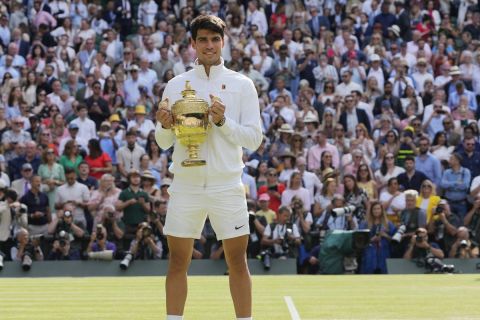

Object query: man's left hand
[209,94,225,125]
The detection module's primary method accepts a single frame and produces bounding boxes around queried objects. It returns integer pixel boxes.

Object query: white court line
[284,296,301,320]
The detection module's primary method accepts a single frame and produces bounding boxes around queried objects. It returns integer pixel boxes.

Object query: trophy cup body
[171,81,210,167]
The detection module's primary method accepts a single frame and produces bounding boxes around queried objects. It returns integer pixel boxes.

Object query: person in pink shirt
[307,130,339,171]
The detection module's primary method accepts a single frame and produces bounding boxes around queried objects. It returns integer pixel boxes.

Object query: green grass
[0,275,479,319]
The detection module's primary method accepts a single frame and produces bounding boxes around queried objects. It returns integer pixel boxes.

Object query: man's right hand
[156,98,174,129]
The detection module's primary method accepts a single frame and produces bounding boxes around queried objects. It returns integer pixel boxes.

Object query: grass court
[0,275,479,319]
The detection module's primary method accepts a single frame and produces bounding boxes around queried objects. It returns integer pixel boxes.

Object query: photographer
[449,227,479,259]
[87,224,117,257]
[127,222,162,260]
[464,194,480,246]
[1,186,28,256]
[403,227,444,260]
[315,194,357,231]
[99,204,125,254]
[20,175,51,236]
[426,199,461,255]
[48,204,85,247]
[10,228,43,264]
[146,200,167,258]
[247,199,267,259]
[48,229,81,260]
[261,206,301,259]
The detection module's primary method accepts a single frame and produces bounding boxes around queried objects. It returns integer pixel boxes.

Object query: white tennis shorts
[164,183,249,240]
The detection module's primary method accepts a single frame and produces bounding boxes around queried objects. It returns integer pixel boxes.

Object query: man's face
[419,140,429,154]
[25,143,36,157]
[464,139,475,152]
[278,211,290,224]
[259,200,268,209]
[406,196,416,209]
[192,29,224,67]
[31,176,42,189]
[160,48,168,59]
[126,134,136,146]
[341,72,351,83]
[66,172,76,185]
[130,174,141,186]
[405,160,415,172]
[22,167,33,179]
[79,164,89,175]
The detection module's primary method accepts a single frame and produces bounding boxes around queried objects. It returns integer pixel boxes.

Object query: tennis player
[155,15,263,320]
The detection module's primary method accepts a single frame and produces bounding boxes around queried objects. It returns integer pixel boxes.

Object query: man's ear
[190,37,195,50]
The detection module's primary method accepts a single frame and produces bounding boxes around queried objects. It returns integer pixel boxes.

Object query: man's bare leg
[166,236,194,316]
[223,235,252,318]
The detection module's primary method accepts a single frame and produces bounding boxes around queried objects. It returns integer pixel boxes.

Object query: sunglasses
[268,173,277,177]
[422,185,432,188]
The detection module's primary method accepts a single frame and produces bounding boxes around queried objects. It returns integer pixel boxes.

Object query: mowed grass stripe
[0,275,479,319]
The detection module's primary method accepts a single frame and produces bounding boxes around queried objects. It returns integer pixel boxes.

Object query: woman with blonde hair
[38,147,66,212]
[353,123,376,164]
[87,173,121,224]
[416,179,441,223]
[313,177,337,215]
[319,107,336,139]
[359,201,397,274]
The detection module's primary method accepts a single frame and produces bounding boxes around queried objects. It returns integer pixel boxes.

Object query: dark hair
[387,177,398,187]
[320,151,334,171]
[64,167,76,175]
[88,139,103,158]
[356,164,372,182]
[76,104,88,111]
[343,174,360,196]
[63,139,77,156]
[380,153,394,176]
[190,15,226,40]
[432,131,447,147]
[404,156,415,163]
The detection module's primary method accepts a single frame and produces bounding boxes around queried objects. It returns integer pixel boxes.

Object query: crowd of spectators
[1,0,480,274]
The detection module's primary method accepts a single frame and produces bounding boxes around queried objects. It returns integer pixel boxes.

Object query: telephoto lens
[120,252,133,270]
[22,254,33,271]
[0,254,4,271]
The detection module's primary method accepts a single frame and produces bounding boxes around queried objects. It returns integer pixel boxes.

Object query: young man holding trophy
[155,15,263,320]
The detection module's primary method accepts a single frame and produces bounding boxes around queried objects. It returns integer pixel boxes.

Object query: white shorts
[164,183,249,240]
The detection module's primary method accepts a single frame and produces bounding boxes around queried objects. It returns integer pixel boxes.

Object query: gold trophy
[171,81,210,167]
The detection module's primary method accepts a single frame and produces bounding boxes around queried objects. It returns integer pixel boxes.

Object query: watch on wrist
[215,116,226,127]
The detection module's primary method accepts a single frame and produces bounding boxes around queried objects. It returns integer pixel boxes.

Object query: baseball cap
[259,194,270,201]
[161,178,172,187]
[245,159,259,169]
[68,123,79,130]
[22,163,33,171]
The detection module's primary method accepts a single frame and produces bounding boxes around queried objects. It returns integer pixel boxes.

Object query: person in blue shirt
[359,201,396,274]
[415,136,442,186]
[440,153,471,220]
[447,81,477,112]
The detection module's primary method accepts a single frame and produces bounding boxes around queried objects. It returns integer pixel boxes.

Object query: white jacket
[155,60,263,191]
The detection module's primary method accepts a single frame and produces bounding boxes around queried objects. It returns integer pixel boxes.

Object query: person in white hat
[433,63,452,90]
[155,15,262,320]
[366,53,385,90]
[411,58,433,94]
[123,64,149,106]
[127,105,155,148]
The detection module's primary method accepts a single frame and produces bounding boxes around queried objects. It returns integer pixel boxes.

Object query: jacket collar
[193,57,225,80]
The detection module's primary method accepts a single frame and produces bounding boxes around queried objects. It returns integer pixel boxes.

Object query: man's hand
[156,99,174,129]
[209,94,225,125]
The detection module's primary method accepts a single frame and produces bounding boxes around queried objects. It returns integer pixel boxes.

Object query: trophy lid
[182,81,196,99]
[172,81,209,115]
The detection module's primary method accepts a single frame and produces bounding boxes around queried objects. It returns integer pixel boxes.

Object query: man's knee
[227,253,249,274]
[167,237,194,273]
